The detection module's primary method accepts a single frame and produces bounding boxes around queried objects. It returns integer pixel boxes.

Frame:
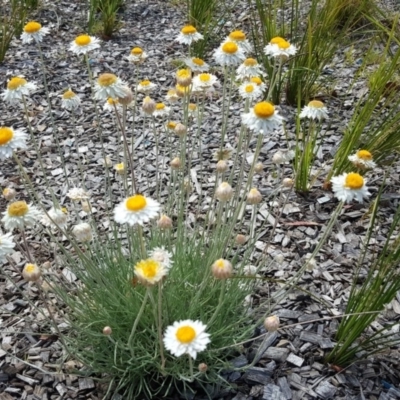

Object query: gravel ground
[1,0,400,399]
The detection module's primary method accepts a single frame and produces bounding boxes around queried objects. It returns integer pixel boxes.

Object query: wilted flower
[299,100,328,121]
[114,194,160,226]
[185,57,209,72]
[212,258,233,279]
[103,97,121,113]
[263,315,280,332]
[213,148,233,161]
[348,150,376,170]
[0,231,15,263]
[242,102,283,134]
[176,25,204,45]
[94,73,127,101]
[118,86,133,106]
[137,79,157,94]
[214,41,246,66]
[215,182,233,202]
[247,188,262,205]
[157,214,173,230]
[0,127,28,160]
[331,172,370,203]
[264,37,297,59]
[70,34,100,55]
[128,47,147,64]
[163,320,210,359]
[236,58,264,80]
[67,188,89,201]
[22,263,41,282]
[2,201,41,231]
[2,77,37,105]
[41,206,68,230]
[72,222,93,242]
[61,89,81,111]
[134,258,167,285]
[21,21,49,44]
[2,188,16,201]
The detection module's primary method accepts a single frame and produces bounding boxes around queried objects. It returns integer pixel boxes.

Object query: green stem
[128,289,149,352]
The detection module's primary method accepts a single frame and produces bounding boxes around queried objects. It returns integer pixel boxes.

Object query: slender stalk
[127,289,149,351]
[157,281,166,373]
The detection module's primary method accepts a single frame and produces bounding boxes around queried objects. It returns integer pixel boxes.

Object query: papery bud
[157,214,172,230]
[263,315,280,332]
[142,96,156,114]
[198,363,208,373]
[282,178,293,188]
[170,157,181,170]
[215,182,233,202]
[272,151,285,164]
[212,258,233,279]
[81,200,91,213]
[243,265,257,276]
[72,222,93,242]
[176,69,192,87]
[254,162,264,174]
[216,160,228,173]
[3,187,16,201]
[166,89,179,103]
[236,234,247,245]
[174,123,187,137]
[274,254,284,263]
[118,86,134,105]
[247,188,262,205]
[103,326,112,335]
[22,263,41,282]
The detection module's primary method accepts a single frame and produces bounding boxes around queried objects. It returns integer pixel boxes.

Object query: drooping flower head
[128,47,147,64]
[176,25,204,45]
[94,73,127,100]
[242,101,284,134]
[163,320,210,359]
[264,36,297,59]
[114,194,160,226]
[61,89,81,111]
[348,150,376,170]
[214,41,246,66]
[331,172,370,203]
[299,100,328,121]
[2,77,37,105]
[0,127,28,160]
[2,201,41,231]
[21,21,49,44]
[134,258,167,285]
[70,34,100,55]
[103,97,121,113]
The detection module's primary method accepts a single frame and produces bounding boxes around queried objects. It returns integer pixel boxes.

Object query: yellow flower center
[177,69,191,79]
[167,89,177,97]
[189,103,197,111]
[176,84,189,94]
[0,127,14,145]
[199,73,211,82]
[277,40,290,49]
[115,162,124,170]
[250,77,262,85]
[229,30,246,41]
[215,259,225,269]
[98,73,118,87]
[192,57,204,66]
[245,85,254,93]
[167,121,177,129]
[222,42,238,54]
[357,150,372,160]
[176,326,196,343]
[253,102,275,119]
[308,100,324,108]
[156,103,166,110]
[63,90,76,99]
[25,263,36,273]
[75,35,91,46]
[126,195,147,211]
[244,58,257,66]
[61,207,68,214]
[24,21,41,33]
[181,25,197,35]
[140,80,151,86]
[7,77,27,90]
[270,36,286,45]
[131,47,143,55]
[3,188,10,195]
[8,201,29,217]
[107,98,119,105]
[345,173,364,190]
[137,259,160,278]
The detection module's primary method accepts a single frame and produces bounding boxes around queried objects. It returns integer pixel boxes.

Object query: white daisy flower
[134,258,167,286]
[0,231,15,263]
[299,100,328,121]
[238,82,263,100]
[163,320,210,359]
[128,47,147,64]
[66,188,89,201]
[0,127,28,160]
[61,89,81,111]
[114,194,160,226]
[331,172,370,203]
[72,222,93,242]
[242,102,284,134]
[165,89,179,103]
[348,150,376,170]
[184,57,209,72]
[214,41,246,67]
[103,97,121,113]
[2,76,37,105]
[2,201,41,231]
[192,73,218,92]
[149,247,173,269]
[264,37,297,59]
[236,58,265,80]
[20,21,49,44]
[175,25,204,45]
[94,73,127,101]
[249,76,266,92]
[69,34,100,55]
[222,30,253,53]
[136,80,157,94]
[153,103,171,118]
[41,207,68,230]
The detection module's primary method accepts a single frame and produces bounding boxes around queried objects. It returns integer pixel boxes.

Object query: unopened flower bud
[170,157,181,170]
[212,258,233,279]
[157,214,172,230]
[247,188,262,205]
[263,315,280,332]
[174,123,187,137]
[142,96,156,114]
[243,265,257,276]
[22,263,41,282]
[118,86,133,105]
[216,160,228,173]
[72,222,93,242]
[272,151,285,165]
[198,363,208,373]
[3,187,16,201]
[282,178,293,188]
[236,234,247,245]
[215,182,233,202]
[103,326,112,335]
[176,69,192,87]
[254,162,264,174]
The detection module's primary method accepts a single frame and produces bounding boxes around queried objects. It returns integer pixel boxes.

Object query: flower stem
[157,281,166,373]
[128,289,149,353]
